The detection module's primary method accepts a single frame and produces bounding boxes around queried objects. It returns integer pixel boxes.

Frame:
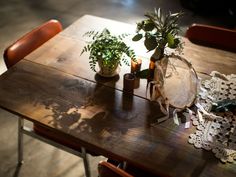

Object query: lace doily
[188,71,236,163]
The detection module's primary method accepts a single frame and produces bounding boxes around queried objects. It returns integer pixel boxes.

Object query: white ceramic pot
[97,59,120,77]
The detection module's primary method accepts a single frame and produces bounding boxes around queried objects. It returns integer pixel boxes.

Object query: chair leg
[18,117,24,165]
[118,161,127,170]
[81,147,91,177]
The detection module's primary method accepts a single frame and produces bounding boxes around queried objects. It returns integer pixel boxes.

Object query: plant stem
[151,45,165,62]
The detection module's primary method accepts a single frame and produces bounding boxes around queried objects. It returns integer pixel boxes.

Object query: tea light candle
[123,73,135,93]
[131,59,142,73]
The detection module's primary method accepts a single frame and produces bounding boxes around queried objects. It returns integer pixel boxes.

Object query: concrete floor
[0,0,234,177]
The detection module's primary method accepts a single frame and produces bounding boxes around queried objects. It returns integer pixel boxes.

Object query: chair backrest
[98,161,134,177]
[3,19,63,69]
[185,24,236,53]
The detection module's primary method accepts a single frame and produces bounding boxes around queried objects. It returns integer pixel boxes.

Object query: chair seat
[185,24,236,53]
[107,159,165,177]
[4,19,63,69]
[125,165,165,177]
[98,161,134,177]
[33,124,98,156]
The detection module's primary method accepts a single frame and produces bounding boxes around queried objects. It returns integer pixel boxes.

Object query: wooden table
[0,15,236,177]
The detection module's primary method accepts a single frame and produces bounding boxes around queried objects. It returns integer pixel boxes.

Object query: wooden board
[24,15,236,101]
[0,60,236,177]
[0,15,236,177]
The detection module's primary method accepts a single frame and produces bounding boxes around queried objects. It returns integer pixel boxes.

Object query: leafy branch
[132,8,184,61]
[81,28,136,72]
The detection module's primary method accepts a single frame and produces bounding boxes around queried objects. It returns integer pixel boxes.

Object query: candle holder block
[123,73,135,93]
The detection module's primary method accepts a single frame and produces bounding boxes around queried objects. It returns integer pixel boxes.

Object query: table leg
[18,117,24,165]
[81,147,90,177]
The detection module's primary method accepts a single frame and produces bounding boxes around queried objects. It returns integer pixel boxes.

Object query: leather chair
[3,19,92,177]
[185,23,236,53]
[4,19,63,68]
[98,161,134,177]
[99,160,164,177]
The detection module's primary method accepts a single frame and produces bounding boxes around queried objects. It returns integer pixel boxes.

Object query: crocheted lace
[188,71,236,163]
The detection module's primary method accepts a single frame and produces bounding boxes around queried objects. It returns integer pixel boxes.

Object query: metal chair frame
[3,19,91,177]
[18,117,91,177]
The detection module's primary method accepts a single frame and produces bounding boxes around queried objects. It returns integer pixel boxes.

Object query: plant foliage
[132,8,183,60]
[81,28,136,72]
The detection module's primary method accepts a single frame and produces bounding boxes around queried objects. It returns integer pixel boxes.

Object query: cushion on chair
[3,19,62,68]
[125,164,167,177]
[185,24,236,53]
[33,124,98,156]
[98,161,134,177]
[107,159,167,177]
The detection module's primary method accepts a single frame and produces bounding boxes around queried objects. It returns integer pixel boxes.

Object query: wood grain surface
[24,15,236,98]
[0,15,236,177]
[1,60,236,177]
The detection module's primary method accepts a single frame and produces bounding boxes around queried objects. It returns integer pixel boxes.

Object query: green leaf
[135,8,184,54]
[157,8,161,18]
[132,34,143,41]
[173,38,181,48]
[81,28,136,72]
[143,21,155,31]
[167,33,175,48]
[169,38,180,49]
[144,35,157,51]
[135,69,150,79]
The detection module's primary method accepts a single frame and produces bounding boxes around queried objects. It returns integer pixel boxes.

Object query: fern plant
[81,28,136,73]
[132,8,183,61]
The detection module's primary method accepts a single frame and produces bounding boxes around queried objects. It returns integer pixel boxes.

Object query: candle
[123,73,135,93]
[131,59,142,73]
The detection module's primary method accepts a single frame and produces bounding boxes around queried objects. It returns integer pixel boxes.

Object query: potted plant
[132,8,184,80]
[81,28,136,77]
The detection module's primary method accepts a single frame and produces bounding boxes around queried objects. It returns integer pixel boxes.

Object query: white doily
[188,71,236,163]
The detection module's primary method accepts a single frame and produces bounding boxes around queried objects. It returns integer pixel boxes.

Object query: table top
[0,15,236,177]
